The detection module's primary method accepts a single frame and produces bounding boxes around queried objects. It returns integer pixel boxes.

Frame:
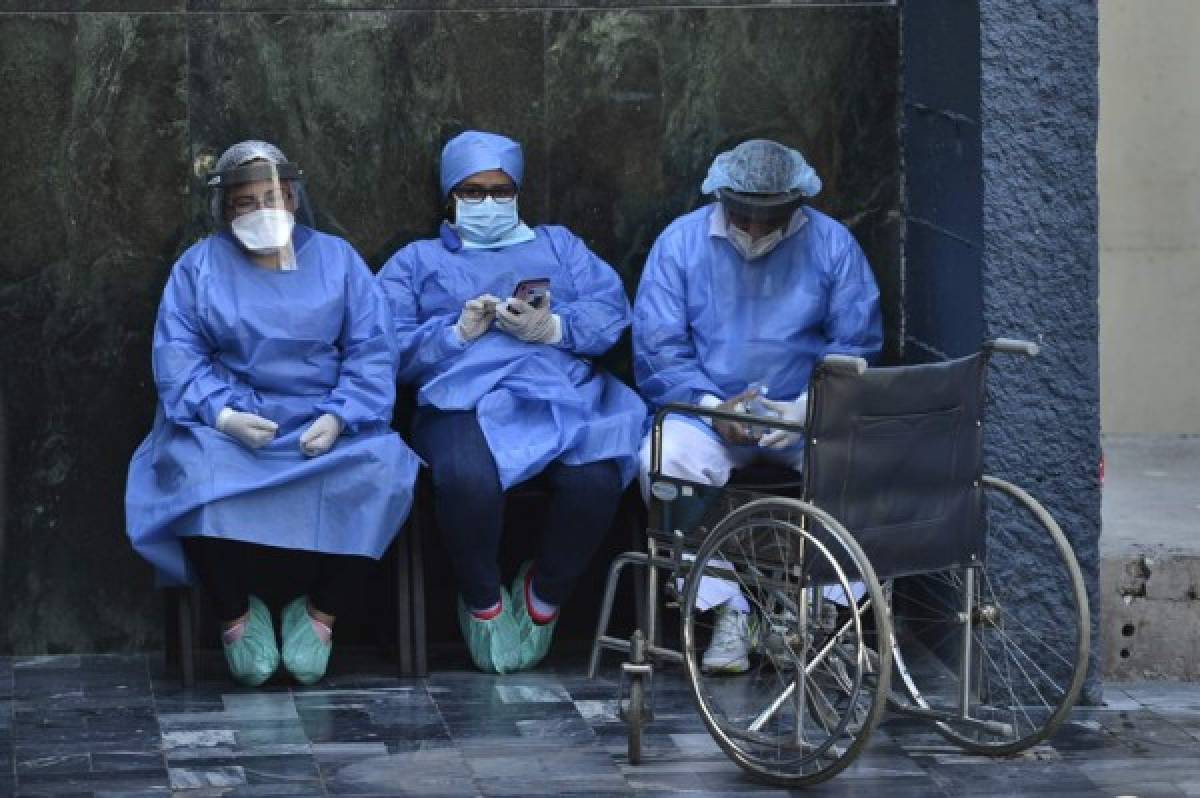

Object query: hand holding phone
[510,277,551,312]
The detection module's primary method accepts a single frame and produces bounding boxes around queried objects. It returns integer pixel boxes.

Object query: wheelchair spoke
[681,497,890,786]
[888,479,1088,754]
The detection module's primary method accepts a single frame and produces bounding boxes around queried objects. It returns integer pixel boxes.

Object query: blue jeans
[412,409,622,610]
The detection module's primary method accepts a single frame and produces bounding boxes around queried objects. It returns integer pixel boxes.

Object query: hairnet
[440,131,524,199]
[208,139,313,229]
[700,139,822,198]
[215,140,289,173]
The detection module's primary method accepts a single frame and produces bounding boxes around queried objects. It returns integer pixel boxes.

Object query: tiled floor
[1,650,1198,797]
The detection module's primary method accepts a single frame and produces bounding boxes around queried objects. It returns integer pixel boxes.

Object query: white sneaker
[702,606,756,674]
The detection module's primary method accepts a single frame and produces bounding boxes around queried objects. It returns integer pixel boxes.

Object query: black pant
[182,537,377,623]
[412,409,623,610]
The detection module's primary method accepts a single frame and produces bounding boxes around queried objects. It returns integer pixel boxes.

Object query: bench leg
[179,589,195,688]
[396,523,416,676]
[410,517,427,678]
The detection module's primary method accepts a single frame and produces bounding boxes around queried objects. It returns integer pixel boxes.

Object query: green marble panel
[0,12,188,652]
[187,11,547,264]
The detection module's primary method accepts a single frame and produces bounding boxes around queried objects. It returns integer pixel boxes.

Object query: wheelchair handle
[820,354,868,375]
[649,402,807,475]
[985,338,1040,357]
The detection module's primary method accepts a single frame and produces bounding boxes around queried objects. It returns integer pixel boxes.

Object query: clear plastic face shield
[207,160,308,270]
[716,188,805,261]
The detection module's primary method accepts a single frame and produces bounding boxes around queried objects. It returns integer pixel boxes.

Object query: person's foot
[510,561,558,671]
[281,596,333,685]
[222,595,280,687]
[702,605,757,674]
[457,589,520,674]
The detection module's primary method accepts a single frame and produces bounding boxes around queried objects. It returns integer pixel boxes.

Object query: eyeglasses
[226,188,292,216]
[453,184,518,204]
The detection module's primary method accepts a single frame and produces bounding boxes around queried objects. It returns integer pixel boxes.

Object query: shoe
[281,596,332,686]
[702,605,757,674]
[510,561,558,671]
[223,595,280,687]
[457,588,521,674]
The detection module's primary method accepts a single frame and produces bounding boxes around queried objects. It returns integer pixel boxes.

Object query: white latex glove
[758,394,808,449]
[300,413,343,457]
[496,292,562,344]
[455,294,501,343]
[216,407,278,449]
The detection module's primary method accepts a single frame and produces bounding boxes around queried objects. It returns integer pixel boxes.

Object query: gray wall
[1098,0,1200,435]
[0,1,901,652]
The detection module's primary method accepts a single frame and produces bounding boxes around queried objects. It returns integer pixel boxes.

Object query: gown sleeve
[545,229,631,357]
[151,257,245,427]
[632,230,724,409]
[313,247,399,431]
[820,230,884,363]
[377,245,470,387]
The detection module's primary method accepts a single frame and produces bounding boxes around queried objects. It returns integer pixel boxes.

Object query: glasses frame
[453,183,519,204]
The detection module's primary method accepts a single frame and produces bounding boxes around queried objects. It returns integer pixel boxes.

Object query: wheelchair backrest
[803,353,987,580]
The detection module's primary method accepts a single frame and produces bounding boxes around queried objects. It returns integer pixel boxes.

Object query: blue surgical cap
[700,139,822,198]
[440,131,525,199]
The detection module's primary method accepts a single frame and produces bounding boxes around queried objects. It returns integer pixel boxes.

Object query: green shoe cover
[223,595,279,687]
[510,561,558,671]
[281,596,332,686]
[456,588,520,674]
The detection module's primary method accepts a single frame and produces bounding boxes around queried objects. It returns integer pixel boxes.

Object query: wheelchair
[588,340,1090,786]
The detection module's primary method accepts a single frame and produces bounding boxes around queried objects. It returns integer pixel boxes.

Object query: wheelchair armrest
[985,338,1039,357]
[820,354,868,375]
[648,403,807,476]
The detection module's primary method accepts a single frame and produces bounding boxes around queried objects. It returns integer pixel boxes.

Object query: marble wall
[0,3,901,652]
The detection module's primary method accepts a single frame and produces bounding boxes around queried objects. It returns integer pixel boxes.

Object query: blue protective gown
[378,225,646,489]
[126,226,420,585]
[634,204,883,411]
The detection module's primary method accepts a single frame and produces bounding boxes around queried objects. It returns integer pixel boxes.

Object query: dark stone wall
[0,2,901,652]
[904,0,1101,699]
[978,0,1101,700]
[901,0,983,361]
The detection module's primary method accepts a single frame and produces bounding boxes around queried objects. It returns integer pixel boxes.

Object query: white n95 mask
[231,209,295,254]
[728,225,784,261]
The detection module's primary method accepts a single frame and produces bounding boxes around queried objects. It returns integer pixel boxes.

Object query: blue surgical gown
[125,226,420,585]
[378,225,645,489]
[634,205,883,412]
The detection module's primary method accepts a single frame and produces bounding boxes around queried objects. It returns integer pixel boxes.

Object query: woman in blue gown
[378,131,645,673]
[125,140,419,686]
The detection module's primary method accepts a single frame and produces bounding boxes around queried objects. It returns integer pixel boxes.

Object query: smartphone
[512,277,550,310]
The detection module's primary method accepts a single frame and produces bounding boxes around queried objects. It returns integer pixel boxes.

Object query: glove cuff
[696,394,722,427]
[216,406,235,431]
[546,314,563,345]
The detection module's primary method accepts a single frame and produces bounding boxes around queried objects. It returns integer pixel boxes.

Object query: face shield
[716,188,806,261]
[715,187,805,230]
[207,159,311,268]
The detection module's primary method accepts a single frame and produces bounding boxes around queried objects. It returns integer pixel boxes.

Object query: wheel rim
[680,498,891,784]
[889,477,1090,753]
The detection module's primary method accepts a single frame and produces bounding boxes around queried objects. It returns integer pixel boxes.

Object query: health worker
[377,130,645,674]
[125,140,419,687]
[633,138,882,674]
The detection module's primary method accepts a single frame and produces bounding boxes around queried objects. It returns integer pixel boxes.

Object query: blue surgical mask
[454,197,521,246]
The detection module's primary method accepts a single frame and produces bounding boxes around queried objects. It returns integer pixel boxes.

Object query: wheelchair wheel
[680,497,891,786]
[889,476,1089,754]
[627,675,644,764]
